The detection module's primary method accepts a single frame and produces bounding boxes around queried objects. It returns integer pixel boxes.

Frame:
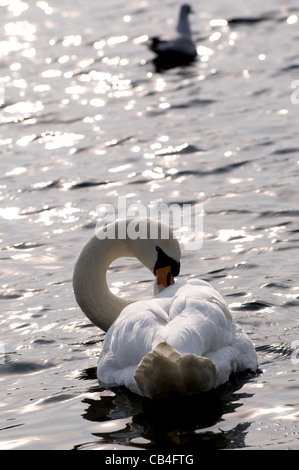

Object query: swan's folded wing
[97,298,171,392]
[159,282,234,354]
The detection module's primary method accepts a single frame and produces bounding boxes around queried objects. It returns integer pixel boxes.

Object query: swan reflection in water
[79,367,256,449]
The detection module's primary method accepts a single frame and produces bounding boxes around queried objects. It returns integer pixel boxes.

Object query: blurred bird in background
[147,4,197,71]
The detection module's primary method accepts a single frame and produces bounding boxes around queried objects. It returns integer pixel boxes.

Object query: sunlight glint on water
[0,0,298,450]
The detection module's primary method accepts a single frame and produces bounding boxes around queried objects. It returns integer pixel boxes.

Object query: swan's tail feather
[134,342,216,398]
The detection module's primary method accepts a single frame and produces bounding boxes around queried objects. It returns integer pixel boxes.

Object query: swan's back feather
[134,342,217,398]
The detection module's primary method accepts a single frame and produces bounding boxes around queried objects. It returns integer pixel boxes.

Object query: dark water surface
[0,0,298,450]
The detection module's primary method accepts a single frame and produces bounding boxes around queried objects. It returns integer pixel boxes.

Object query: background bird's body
[148,4,197,70]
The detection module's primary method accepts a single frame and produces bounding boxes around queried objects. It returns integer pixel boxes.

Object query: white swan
[73,218,257,398]
[148,4,197,69]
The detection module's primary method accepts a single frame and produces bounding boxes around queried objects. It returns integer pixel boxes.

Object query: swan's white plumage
[97,279,257,398]
[73,218,257,398]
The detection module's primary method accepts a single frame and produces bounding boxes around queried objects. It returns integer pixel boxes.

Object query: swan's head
[124,218,181,292]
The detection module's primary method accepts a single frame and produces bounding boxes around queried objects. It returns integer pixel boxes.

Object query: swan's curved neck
[73,218,181,332]
[73,235,135,332]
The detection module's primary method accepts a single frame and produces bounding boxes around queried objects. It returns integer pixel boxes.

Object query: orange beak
[155,266,175,290]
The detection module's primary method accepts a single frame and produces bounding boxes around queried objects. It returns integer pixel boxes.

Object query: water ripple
[232,300,274,312]
[228,13,276,26]
[0,358,56,375]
